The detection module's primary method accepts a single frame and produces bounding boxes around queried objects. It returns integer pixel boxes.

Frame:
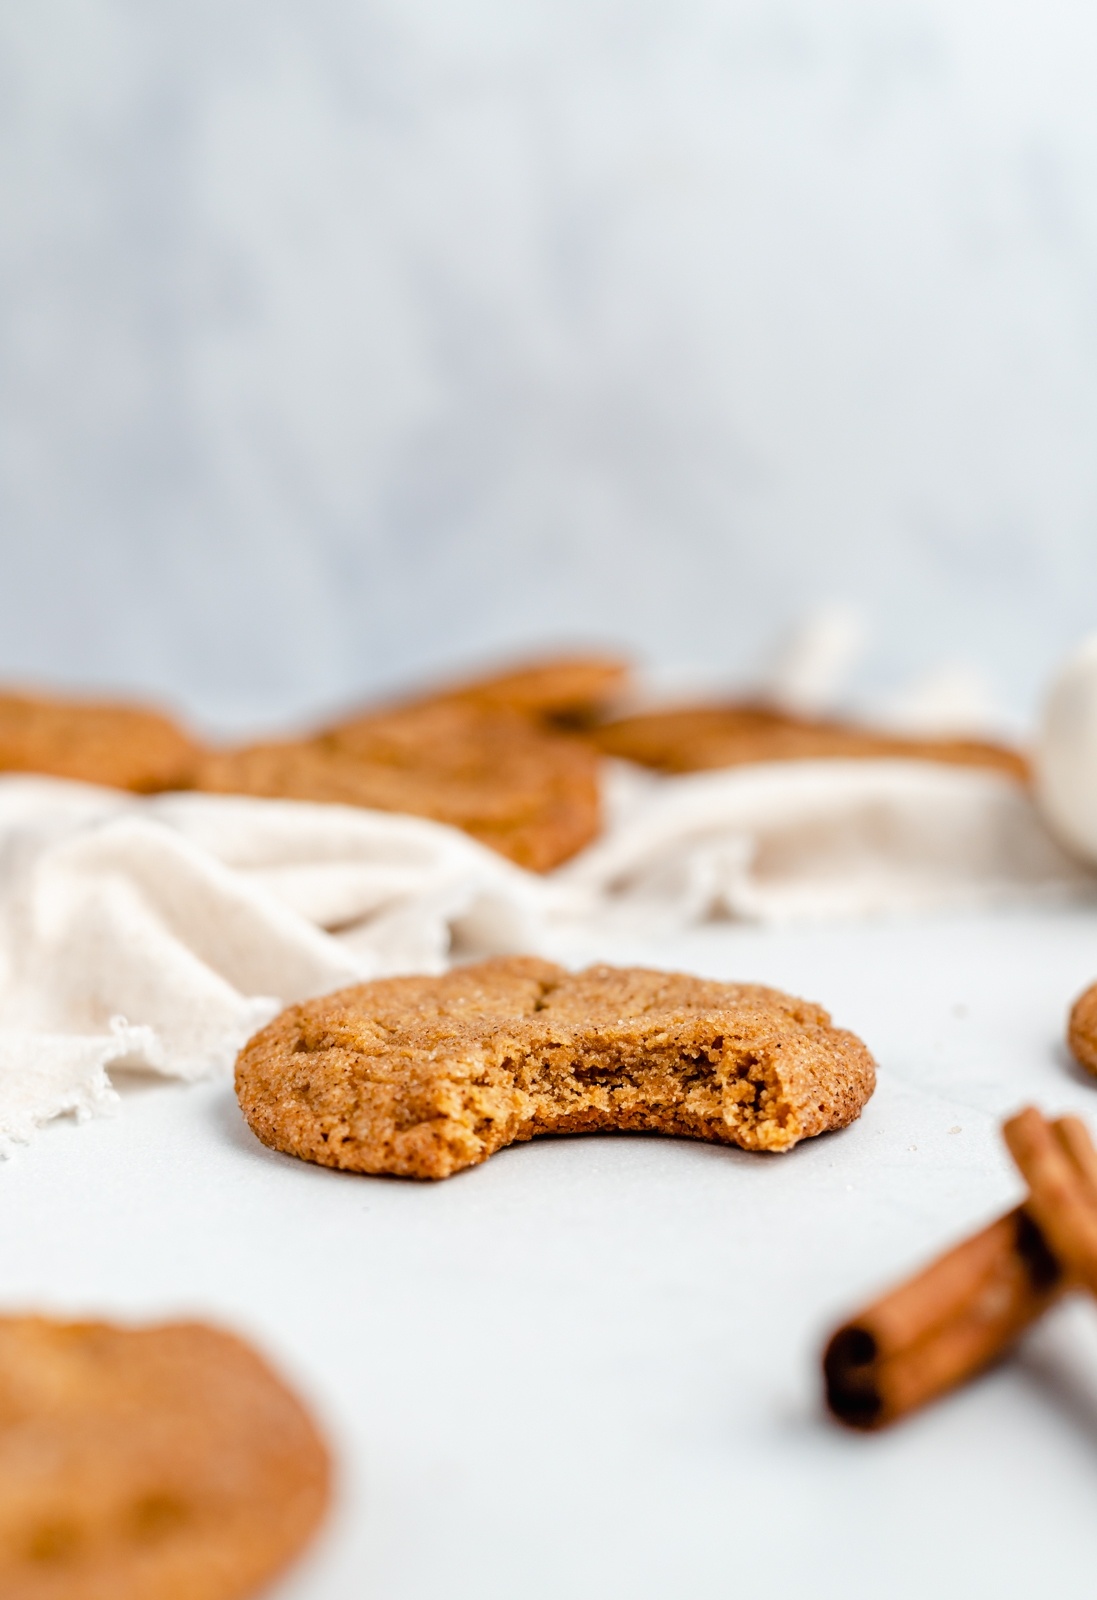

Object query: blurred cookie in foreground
[366,651,632,729]
[0,690,200,791]
[235,955,876,1179]
[195,701,601,872]
[1068,982,1097,1078]
[0,1314,331,1600]
[590,702,1028,781]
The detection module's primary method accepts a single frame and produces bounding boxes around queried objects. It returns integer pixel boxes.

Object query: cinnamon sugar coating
[235,956,876,1179]
[590,703,1028,781]
[194,701,600,872]
[1068,982,1097,1077]
[0,692,199,791]
[0,1316,331,1600]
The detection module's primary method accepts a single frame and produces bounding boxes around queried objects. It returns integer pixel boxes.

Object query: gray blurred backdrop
[2,0,1097,733]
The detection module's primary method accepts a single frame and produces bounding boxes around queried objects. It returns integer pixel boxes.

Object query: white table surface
[5,905,1097,1599]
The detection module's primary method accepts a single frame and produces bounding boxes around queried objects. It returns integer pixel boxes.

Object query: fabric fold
[0,761,1091,1149]
[559,761,1095,925]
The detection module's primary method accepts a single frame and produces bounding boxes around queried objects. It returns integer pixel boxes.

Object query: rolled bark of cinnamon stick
[824,1205,1064,1429]
[1056,1114,1097,1199]
[1003,1108,1097,1298]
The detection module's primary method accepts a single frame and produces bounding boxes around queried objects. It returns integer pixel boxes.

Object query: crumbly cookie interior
[484,1016,804,1147]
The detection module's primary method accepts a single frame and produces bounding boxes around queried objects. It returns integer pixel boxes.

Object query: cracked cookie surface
[236,956,876,1179]
[0,1316,331,1600]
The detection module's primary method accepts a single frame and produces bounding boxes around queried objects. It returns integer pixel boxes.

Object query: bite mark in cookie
[235,956,876,1179]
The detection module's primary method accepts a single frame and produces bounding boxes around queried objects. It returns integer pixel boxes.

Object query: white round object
[1034,635,1097,865]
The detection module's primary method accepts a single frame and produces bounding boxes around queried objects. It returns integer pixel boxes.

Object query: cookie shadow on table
[110,1065,188,1099]
[205,1081,278,1160]
[205,1099,776,1184]
[203,1081,325,1173]
[204,1083,413,1187]
[480,1125,847,1195]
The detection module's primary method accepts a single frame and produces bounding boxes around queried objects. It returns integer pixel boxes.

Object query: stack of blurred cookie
[192,656,628,872]
[0,655,1029,874]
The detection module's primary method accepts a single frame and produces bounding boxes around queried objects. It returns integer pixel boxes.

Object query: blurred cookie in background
[589,702,1028,782]
[372,651,633,729]
[0,691,201,792]
[195,699,602,872]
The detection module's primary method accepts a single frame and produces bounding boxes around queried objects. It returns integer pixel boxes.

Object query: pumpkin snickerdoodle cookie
[1068,982,1097,1078]
[194,701,601,873]
[193,654,631,870]
[0,1315,331,1600]
[235,956,876,1180]
[0,691,200,792]
[590,702,1028,781]
[366,651,631,729]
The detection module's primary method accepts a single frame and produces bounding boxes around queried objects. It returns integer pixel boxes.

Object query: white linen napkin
[0,760,1090,1150]
[562,760,1093,926]
[0,779,548,1149]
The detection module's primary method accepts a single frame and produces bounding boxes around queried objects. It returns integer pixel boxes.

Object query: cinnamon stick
[825,1107,1097,1430]
[823,1205,1064,1429]
[1003,1108,1097,1297]
[1054,1114,1097,1199]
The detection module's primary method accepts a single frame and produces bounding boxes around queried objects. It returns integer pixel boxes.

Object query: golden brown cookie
[589,702,1029,782]
[0,1315,331,1600]
[194,702,601,872]
[1068,982,1097,1078]
[369,652,632,729]
[235,955,876,1179]
[0,691,200,792]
